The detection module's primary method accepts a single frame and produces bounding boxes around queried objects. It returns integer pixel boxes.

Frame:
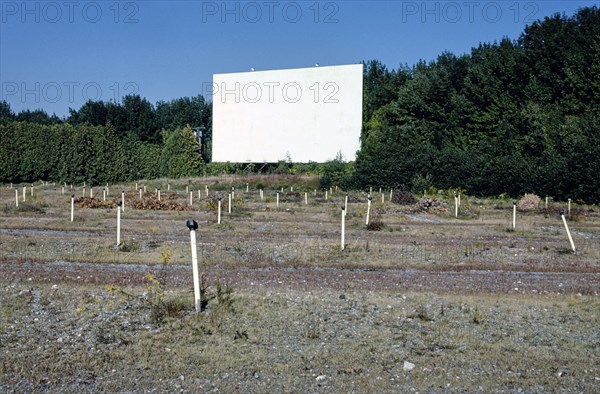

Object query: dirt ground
[1,178,599,392]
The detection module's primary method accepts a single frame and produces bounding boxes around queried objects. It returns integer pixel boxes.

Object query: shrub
[419,197,448,214]
[518,193,541,210]
[391,187,417,205]
[366,217,384,231]
[411,173,433,194]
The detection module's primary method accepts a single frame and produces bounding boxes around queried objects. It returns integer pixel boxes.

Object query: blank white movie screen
[211,64,363,163]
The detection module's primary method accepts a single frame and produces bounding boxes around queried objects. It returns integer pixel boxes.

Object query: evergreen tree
[159,126,204,178]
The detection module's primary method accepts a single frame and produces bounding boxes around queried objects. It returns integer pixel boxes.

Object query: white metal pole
[568,198,572,217]
[276,192,279,208]
[325,190,328,200]
[512,202,517,229]
[189,191,193,206]
[158,189,161,201]
[366,195,371,225]
[23,186,26,202]
[121,191,125,212]
[116,202,121,246]
[90,187,93,198]
[344,195,348,217]
[458,192,461,207]
[305,192,308,205]
[228,193,232,213]
[15,189,18,207]
[188,223,201,312]
[545,196,548,209]
[31,185,33,197]
[104,188,107,201]
[246,183,249,192]
[138,188,142,199]
[82,187,85,198]
[232,187,235,200]
[218,199,222,224]
[341,207,346,250]
[205,185,209,196]
[389,189,392,201]
[560,209,576,253]
[381,193,384,203]
[454,193,458,217]
[70,195,74,222]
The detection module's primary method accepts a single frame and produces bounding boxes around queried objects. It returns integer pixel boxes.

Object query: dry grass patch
[1,284,599,392]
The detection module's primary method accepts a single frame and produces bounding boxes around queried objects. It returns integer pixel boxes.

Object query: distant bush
[319,154,355,190]
[411,173,433,194]
[518,193,541,210]
[366,217,384,231]
[419,197,448,214]
[391,187,417,205]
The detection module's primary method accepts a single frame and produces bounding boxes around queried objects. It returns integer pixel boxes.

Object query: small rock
[403,361,415,371]
[316,375,326,382]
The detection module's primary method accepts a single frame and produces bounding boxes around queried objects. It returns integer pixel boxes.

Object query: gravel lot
[1,180,599,392]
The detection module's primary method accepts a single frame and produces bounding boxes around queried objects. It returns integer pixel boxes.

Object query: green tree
[0,122,20,181]
[68,100,108,126]
[123,95,158,143]
[159,126,204,178]
[319,152,355,190]
[0,101,14,124]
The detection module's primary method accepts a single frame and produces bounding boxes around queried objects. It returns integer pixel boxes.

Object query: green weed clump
[366,217,384,231]
[106,269,235,327]
[119,240,139,253]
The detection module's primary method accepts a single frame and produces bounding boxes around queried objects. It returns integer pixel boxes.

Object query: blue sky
[0,0,596,117]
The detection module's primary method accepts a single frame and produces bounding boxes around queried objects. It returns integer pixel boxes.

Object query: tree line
[0,96,209,184]
[1,6,599,201]
[353,6,600,202]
